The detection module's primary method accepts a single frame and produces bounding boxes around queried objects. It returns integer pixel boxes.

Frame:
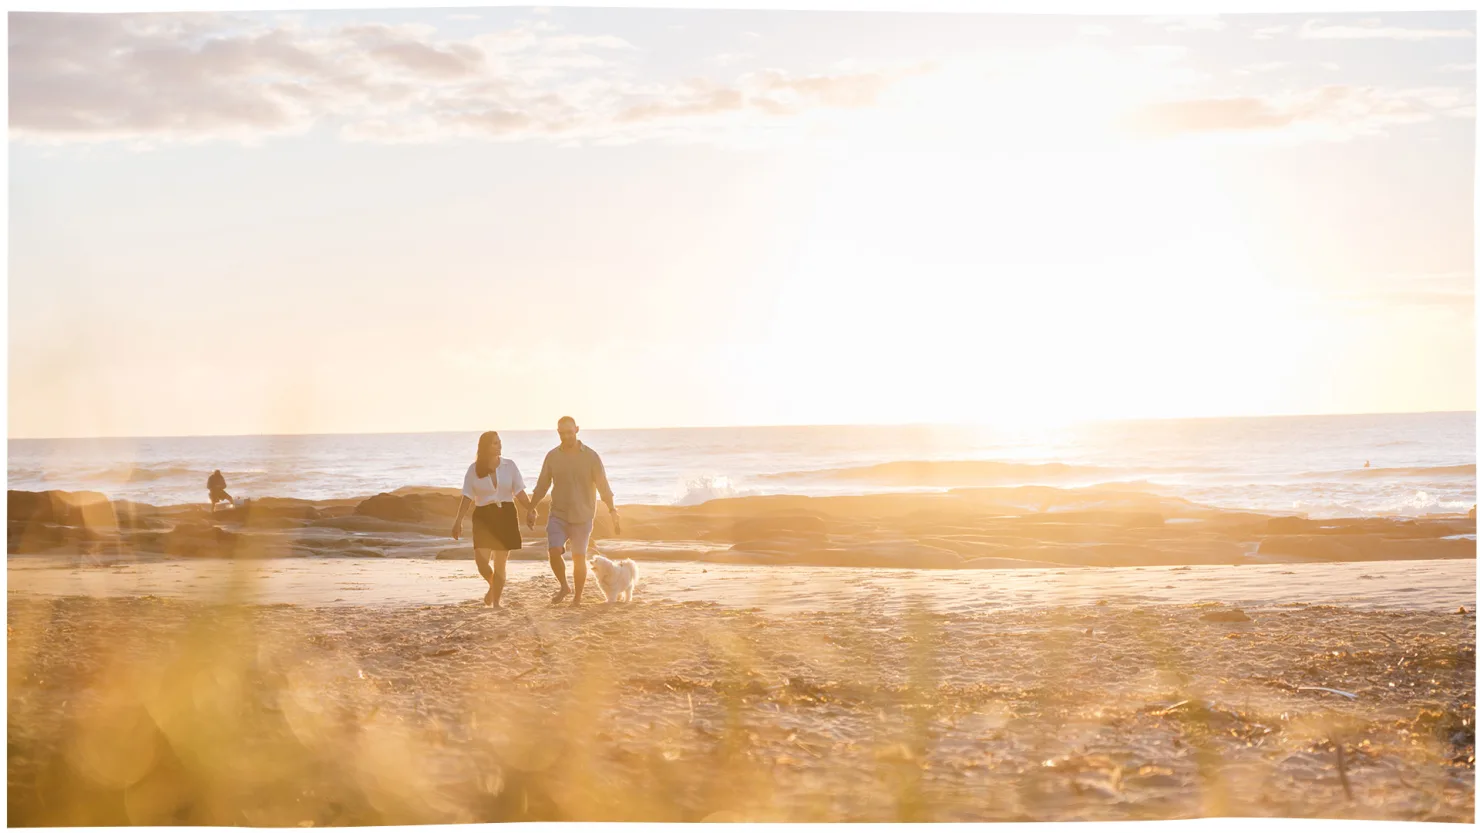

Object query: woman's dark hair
[475,431,501,479]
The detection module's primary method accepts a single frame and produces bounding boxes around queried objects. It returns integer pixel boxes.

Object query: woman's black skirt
[471,502,521,551]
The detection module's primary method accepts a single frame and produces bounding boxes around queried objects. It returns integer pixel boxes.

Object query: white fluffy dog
[589,553,640,603]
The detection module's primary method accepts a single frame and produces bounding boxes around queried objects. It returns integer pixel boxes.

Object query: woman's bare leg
[491,550,509,608]
[474,548,496,606]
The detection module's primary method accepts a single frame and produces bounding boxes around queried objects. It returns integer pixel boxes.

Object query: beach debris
[1297,686,1358,700]
[1200,609,1251,623]
[1084,627,1094,636]
[1158,699,1194,715]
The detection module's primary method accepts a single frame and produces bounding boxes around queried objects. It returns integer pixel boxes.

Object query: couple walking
[450,416,620,608]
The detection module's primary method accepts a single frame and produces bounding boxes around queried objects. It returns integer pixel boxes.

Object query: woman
[452,431,533,608]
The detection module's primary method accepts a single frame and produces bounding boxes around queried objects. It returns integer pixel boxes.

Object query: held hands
[525,507,538,530]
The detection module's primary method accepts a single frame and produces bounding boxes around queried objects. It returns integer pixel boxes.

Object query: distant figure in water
[451,431,534,609]
[207,470,235,514]
[1364,460,1371,468]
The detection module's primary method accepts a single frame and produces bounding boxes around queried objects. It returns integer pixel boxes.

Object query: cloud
[1441,62,1477,73]
[1252,25,1289,39]
[1234,61,1290,75]
[10,12,923,148]
[613,65,927,125]
[1143,15,1225,32]
[1134,45,1191,65]
[9,14,327,143]
[1126,85,1473,142]
[710,51,753,67]
[1299,18,1475,41]
[1331,273,1475,312]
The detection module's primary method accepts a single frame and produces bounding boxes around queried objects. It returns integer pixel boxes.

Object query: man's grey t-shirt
[531,442,614,524]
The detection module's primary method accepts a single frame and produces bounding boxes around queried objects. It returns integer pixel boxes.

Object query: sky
[7,7,1477,438]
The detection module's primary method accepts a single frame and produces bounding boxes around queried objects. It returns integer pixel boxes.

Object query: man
[207,470,236,515]
[527,416,620,605]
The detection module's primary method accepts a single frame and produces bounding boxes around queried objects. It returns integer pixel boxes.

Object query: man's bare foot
[569,595,583,607]
[550,587,570,605]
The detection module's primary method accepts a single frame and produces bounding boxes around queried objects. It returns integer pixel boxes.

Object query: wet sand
[7,554,1476,615]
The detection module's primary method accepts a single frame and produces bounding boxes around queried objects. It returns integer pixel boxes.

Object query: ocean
[7,412,1475,519]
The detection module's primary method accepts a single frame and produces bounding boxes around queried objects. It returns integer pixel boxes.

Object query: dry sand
[8,561,1476,824]
[8,484,1475,823]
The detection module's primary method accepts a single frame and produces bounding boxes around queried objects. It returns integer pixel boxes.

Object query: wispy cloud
[1126,85,1473,143]
[1234,61,1290,75]
[1144,15,1225,33]
[1300,18,1475,41]
[710,51,754,67]
[1330,272,1475,312]
[9,12,925,148]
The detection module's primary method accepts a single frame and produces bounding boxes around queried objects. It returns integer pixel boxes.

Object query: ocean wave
[674,475,741,506]
[763,460,1121,485]
[1291,489,1474,519]
[41,465,204,483]
[1299,464,1475,480]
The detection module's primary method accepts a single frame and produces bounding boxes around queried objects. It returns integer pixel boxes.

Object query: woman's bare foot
[483,587,497,607]
[550,587,570,605]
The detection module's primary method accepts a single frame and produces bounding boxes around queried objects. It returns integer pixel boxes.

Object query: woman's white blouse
[462,459,525,506]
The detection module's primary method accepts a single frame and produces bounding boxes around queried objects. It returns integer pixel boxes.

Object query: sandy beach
[8,583,1475,824]
[8,484,1476,823]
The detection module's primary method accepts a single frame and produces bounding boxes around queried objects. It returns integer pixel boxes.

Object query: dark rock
[161,524,242,558]
[353,492,461,524]
[1266,516,1313,534]
[309,516,431,535]
[212,501,321,525]
[355,493,425,523]
[8,490,118,530]
[1259,534,1475,561]
[707,515,829,544]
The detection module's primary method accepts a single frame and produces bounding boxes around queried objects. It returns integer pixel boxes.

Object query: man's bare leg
[548,547,570,604]
[570,550,588,606]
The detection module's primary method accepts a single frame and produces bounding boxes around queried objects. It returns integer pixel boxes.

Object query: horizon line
[7,408,1476,443]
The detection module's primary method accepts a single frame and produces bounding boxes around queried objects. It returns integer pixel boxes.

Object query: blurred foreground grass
[7,577,1475,824]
